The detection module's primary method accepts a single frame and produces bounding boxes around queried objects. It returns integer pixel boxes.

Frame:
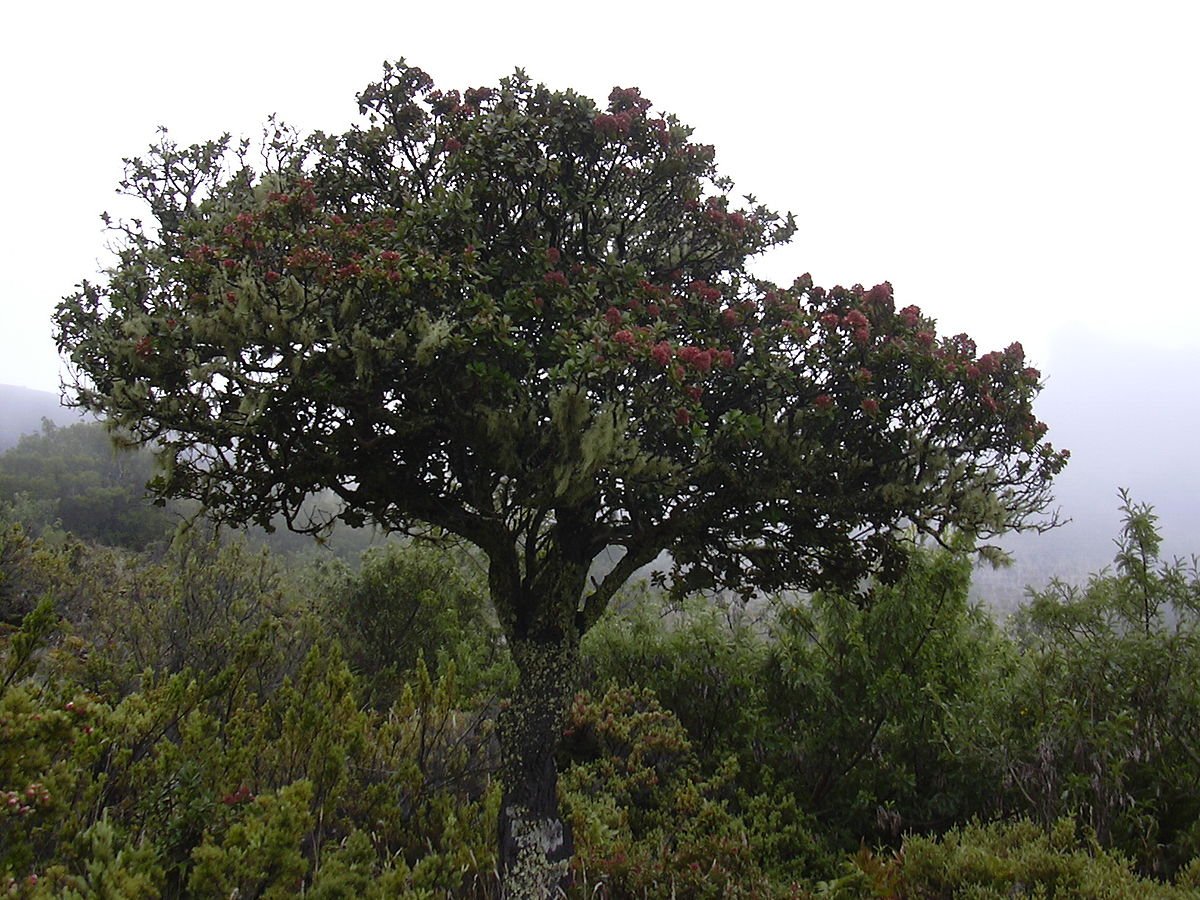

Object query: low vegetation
[3,429,1200,896]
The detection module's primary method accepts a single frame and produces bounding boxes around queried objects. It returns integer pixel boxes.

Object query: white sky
[3,0,1197,398]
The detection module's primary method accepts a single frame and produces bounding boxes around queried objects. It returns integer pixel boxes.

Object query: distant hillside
[0,384,84,451]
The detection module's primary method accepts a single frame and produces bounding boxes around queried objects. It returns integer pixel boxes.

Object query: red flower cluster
[464,86,494,106]
[608,86,652,115]
[220,784,253,806]
[844,309,871,345]
[613,330,634,346]
[689,280,721,303]
[594,112,633,136]
[543,271,569,288]
[863,282,893,306]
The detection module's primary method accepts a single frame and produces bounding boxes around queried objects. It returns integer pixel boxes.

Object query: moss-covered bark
[497,633,581,897]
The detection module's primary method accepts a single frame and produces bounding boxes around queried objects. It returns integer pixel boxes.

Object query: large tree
[54,61,1065,895]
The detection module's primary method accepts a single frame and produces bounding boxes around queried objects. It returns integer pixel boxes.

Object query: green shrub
[829,818,1199,898]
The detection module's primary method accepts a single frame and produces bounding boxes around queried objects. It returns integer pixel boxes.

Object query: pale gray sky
[3,0,1197,399]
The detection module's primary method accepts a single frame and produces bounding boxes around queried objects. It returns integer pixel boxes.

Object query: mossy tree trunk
[490,540,589,898]
[497,631,580,897]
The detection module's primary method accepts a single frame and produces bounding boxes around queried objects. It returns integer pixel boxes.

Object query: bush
[1005,493,1200,873]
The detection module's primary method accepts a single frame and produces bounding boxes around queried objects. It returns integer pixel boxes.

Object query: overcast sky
[3,1,1198,549]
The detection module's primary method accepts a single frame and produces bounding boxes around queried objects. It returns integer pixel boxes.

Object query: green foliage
[584,546,1014,856]
[0,421,176,550]
[582,586,769,759]
[0,524,504,896]
[831,818,1198,898]
[2,594,58,691]
[323,541,509,706]
[1002,492,1200,874]
[561,686,784,898]
[8,484,1200,893]
[188,781,313,899]
[47,814,164,899]
[764,546,1013,844]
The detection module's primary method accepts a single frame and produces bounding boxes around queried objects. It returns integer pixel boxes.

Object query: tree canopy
[55,62,1063,616]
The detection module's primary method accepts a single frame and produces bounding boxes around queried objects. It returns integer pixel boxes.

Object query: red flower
[444,137,463,153]
[819,312,840,329]
[693,350,713,373]
[813,394,834,411]
[594,112,632,136]
[843,309,869,330]
[613,330,634,346]
[721,308,739,328]
[674,407,692,426]
[899,305,921,327]
[651,341,672,367]
[605,306,623,326]
[546,247,561,265]
[544,271,569,288]
[716,349,734,368]
[864,282,893,306]
[265,271,281,284]
[861,398,880,415]
[686,385,704,401]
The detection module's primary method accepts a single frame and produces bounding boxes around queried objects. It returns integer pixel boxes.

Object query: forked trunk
[497,632,580,898]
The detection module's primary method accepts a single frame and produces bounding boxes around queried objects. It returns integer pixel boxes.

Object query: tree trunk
[497,631,580,898]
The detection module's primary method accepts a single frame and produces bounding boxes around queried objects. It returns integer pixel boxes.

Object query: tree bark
[496,631,580,898]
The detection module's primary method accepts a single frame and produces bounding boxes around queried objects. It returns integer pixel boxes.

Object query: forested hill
[0,384,82,451]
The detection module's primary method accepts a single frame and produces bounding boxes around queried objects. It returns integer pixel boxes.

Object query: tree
[54,60,1066,895]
